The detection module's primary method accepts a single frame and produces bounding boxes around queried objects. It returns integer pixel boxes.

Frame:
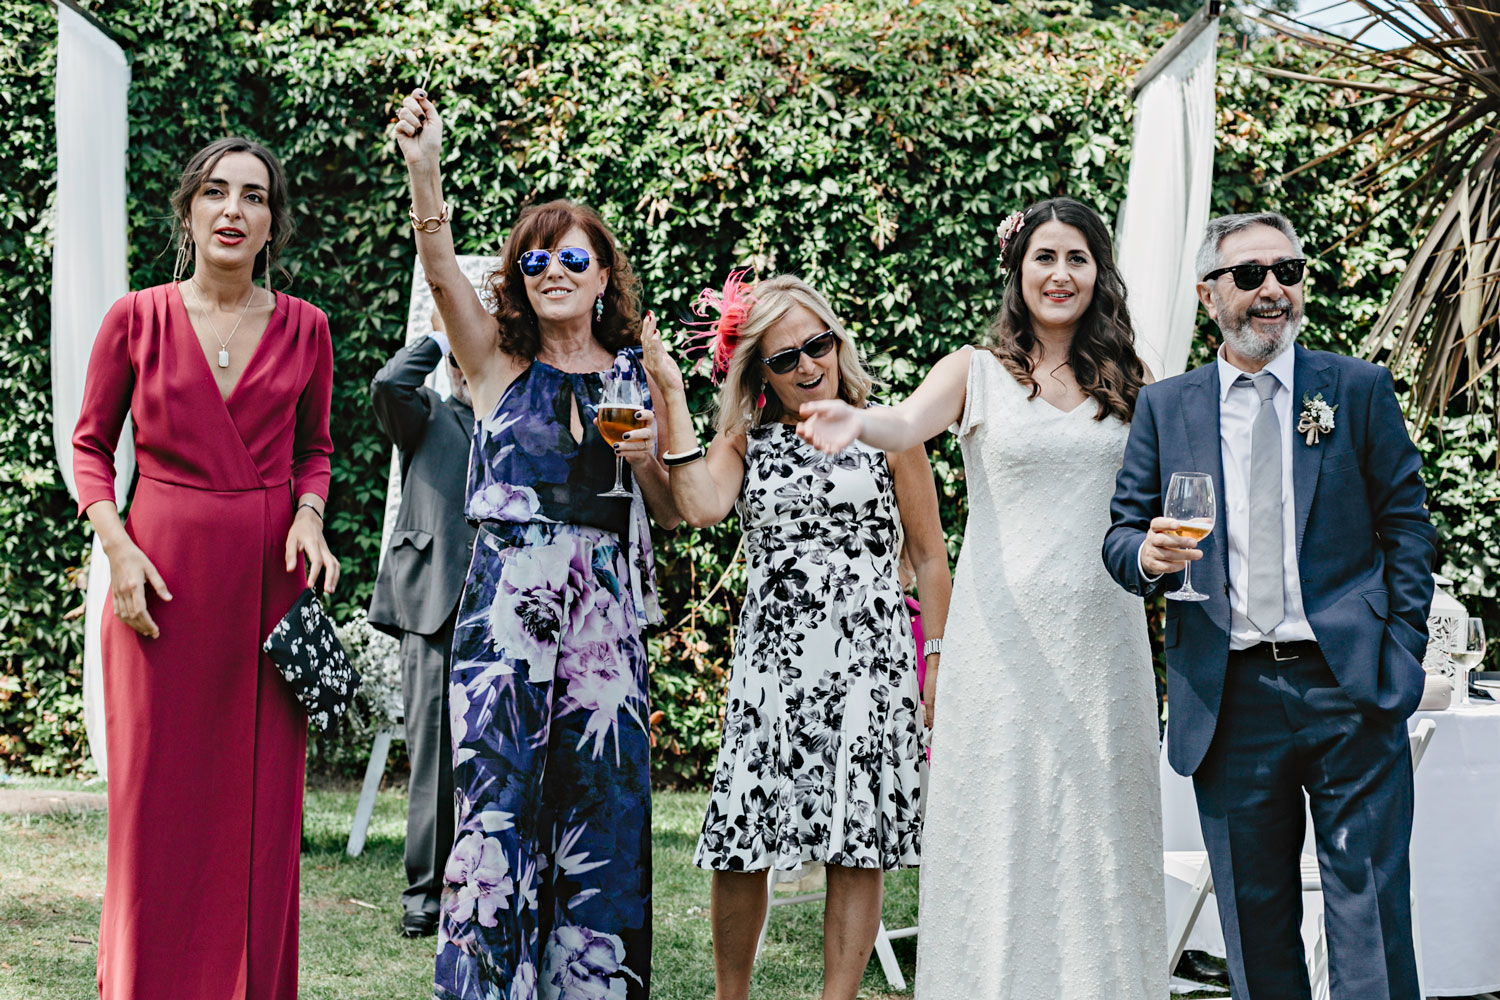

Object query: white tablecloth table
[1160,702,1500,997]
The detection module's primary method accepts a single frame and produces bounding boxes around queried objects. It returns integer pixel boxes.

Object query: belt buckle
[1270,640,1300,662]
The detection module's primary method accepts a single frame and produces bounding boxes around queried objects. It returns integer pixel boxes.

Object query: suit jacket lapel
[1292,345,1337,558]
[1180,366,1231,626]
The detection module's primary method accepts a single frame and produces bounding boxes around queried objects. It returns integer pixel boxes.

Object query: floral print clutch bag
[263,575,361,731]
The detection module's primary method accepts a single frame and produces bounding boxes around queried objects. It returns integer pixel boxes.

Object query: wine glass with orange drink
[595,372,646,498]
[1164,471,1215,602]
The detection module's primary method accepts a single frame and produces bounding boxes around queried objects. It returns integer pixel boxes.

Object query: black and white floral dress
[694,421,925,873]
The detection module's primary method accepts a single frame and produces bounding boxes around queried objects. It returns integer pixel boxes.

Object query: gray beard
[1220,308,1301,363]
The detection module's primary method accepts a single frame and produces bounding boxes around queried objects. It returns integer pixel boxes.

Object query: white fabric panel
[53,3,132,780]
[1116,22,1219,379]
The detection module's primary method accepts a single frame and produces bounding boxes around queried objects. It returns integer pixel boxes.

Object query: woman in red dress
[72,137,339,999]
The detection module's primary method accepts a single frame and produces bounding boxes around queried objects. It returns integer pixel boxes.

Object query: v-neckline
[989,354,1091,416]
[1034,393,1091,416]
[172,282,281,406]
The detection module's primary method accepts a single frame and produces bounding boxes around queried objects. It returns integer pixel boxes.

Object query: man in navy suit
[1103,212,1436,999]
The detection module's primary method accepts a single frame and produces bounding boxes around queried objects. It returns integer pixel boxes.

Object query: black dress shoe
[1174,949,1229,986]
[400,911,438,938]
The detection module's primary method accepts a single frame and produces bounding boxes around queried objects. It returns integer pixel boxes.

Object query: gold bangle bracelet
[408,201,450,233]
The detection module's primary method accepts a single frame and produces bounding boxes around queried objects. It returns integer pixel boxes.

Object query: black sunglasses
[517,246,592,277]
[1203,258,1306,291]
[761,329,838,375]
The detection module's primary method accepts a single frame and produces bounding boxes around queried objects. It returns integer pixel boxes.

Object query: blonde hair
[714,275,875,435]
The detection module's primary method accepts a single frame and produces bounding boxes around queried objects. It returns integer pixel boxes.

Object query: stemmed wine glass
[1449,617,1486,705]
[595,372,645,498]
[1164,472,1216,602]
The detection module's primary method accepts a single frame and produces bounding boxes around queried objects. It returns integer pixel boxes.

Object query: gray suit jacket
[367,335,476,638]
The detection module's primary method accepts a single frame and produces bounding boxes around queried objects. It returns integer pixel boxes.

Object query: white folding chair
[345,724,403,856]
[753,868,915,989]
[1164,718,1436,997]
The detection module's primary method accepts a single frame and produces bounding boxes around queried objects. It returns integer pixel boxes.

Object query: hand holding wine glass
[596,373,647,497]
[1163,472,1215,601]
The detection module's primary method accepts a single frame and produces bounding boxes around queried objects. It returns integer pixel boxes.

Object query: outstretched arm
[798,347,972,454]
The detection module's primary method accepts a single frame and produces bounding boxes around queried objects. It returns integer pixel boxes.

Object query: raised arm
[371,332,443,455]
[393,89,516,409]
[624,355,684,531]
[797,346,972,454]
[638,315,746,528]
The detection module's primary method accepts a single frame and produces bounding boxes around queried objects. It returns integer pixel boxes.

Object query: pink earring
[757,392,766,408]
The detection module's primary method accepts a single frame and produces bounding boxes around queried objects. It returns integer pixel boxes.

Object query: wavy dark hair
[170,136,292,282]
[987,197,1145,422]
[485,200,642,359]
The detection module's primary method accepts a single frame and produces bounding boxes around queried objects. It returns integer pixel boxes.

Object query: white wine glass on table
[1164,472,1215,602]
[595,372,645,499]
[1449,617,1486,706]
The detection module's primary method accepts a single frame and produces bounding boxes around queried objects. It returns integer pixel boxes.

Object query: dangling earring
[757,391,767,409]
[173,232,191,284]
[263,241,272,292]
[594,291,605,322]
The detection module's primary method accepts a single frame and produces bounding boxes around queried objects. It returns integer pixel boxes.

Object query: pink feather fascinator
[686,268,757,384]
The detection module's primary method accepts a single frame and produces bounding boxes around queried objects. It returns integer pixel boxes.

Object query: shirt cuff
[428,331,451,357]
[1137,543,1163,585]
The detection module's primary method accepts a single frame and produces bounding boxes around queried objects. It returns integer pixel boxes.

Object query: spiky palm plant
[1252,1,1500,425]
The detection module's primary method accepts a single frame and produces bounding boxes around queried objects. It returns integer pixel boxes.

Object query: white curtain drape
[1115,20,1219,379]
[53,2,131,779]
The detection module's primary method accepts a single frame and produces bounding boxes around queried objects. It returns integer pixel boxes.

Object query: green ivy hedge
[3,0,1489,784]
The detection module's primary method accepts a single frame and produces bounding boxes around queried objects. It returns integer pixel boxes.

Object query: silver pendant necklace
[186,279,255,368]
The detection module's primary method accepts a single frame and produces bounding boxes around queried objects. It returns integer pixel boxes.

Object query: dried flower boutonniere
[1297,392,1337,445]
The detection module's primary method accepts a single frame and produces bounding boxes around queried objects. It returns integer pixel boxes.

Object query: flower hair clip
[996,209,1029,268]
[686,268,757,384]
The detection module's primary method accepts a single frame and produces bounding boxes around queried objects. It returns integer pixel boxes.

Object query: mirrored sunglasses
[1203,258,1306,291]
[761,329,838,375]
[518,247,592,277]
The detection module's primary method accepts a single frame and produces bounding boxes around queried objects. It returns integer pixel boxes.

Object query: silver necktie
[1240,372,1285,634]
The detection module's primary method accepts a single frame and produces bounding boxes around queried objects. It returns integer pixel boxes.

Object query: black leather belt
[1232,639,1321,663]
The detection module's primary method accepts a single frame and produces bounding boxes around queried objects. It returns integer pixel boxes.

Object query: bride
[797,197,1166,998]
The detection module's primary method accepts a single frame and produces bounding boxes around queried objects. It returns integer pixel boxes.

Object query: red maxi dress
[72,283,333,1000]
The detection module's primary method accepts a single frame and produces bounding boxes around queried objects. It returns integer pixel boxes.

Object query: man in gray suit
[368,313,476,938]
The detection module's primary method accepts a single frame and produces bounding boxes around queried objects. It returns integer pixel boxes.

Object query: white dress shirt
[1216,345,1315,650]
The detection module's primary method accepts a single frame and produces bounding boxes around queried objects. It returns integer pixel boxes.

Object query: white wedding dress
[915,349,1165,999]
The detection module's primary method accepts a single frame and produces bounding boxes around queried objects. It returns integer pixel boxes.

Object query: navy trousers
[1192,644,1419,1000]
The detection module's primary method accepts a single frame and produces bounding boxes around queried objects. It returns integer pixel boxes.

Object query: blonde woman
[640,274,951,1000]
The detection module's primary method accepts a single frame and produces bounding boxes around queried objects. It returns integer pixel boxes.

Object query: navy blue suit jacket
[1102,345,1436,776]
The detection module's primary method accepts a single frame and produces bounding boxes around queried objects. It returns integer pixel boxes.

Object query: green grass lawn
[0,782,919,1000]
